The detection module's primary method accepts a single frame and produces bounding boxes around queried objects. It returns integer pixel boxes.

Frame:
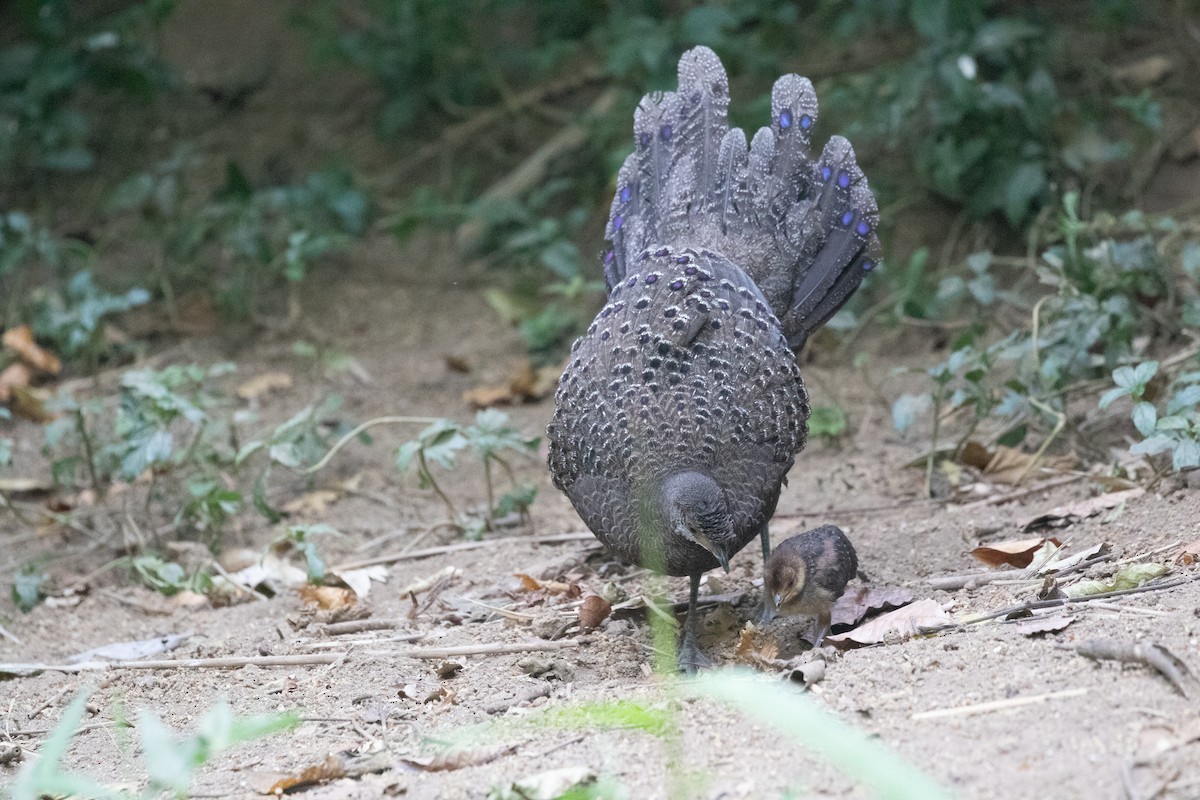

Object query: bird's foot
[677,632,714,675]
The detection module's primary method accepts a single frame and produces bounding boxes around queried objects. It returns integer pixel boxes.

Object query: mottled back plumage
[548,47,879,583]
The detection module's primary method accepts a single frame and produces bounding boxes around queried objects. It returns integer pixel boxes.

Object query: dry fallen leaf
[399,744,515,772]
[831,586,915,629]
[1013,613,1075,637]
[983,445,1077,484]
[463,360,561,409]
[2,325,62,375]
[266,755,347,794]
[734,623,780,665]
[281,489,340,516]
[1113,54,1173,87]
[8,385,54,422]
[490,766,597,800]
[236,371,293,401]
[514,573,543,591]
[826,598,951,649]
[578,594,611,631]
[1175,539,1200,566]
[399,565,460,596]
[1021,488,1146,531]
[66,632,192,664]
[298,585,357,611]
[0,362,34,403]
[971,537,1061,568]
[331,565,389,599]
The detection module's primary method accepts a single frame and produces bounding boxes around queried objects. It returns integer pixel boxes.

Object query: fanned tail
[604,46,881,349]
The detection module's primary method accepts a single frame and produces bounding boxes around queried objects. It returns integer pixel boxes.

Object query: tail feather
[604,46,880,349]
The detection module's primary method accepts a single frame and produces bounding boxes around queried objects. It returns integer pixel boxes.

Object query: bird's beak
[772,593,783,608]
[716,551,730,573]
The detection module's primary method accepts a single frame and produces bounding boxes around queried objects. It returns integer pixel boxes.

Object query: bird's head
[662,471,734,572]
[765,555,808,609]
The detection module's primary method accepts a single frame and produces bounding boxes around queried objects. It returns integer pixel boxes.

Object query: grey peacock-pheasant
[547,46,880,668]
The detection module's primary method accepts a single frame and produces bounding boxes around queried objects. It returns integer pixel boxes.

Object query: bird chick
[763,524,857,647]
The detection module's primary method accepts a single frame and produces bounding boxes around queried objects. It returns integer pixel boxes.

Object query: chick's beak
[772,593,783,608]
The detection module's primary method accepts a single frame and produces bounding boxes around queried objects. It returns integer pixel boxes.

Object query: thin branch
[331,531,596,572]
[302,416,441,474]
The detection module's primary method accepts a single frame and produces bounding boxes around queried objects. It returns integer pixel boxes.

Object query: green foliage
[11,567,48,612]
[11,687,298,800]
[808,405,848,441]
[826,1,1156,226]
[296,0,598,136]
[893,193,1200,476]
[130,553,201,595]
[30,270,149,362]
[109,157,369,318]
[1102,361,1200,472]
[0,0,177,174]
[396,410,540,531]
[274,523,342,584]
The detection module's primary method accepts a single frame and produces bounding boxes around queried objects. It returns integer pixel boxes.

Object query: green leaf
[808,405,848,439]
[1097,386,1128,410]
[11,688,117,800]
[892,393,931,437]
[1173,439,1200,470]
[1131,402,1157,437]
[1131,361,1159,387]
[140,711,193,792]
[12,570,48,612]
[691,672,954,800]
[395,440,420,473]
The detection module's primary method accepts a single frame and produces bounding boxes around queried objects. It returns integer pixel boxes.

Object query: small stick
[296,634,425,650]
[0,623,21,645]
[958,473,1086,510]
[4,720,124,738]
[926,572,1003,591]
[0,653,342,676]
[367,640,579,660]
[911,688,1087,720]
[1114,539,1183,566]
[485,685,554,715]
[1073,640,1197,698]
[332,532,596,572]
[532,733,587,758]
[926,574,1198,633]
[321,619,402,636]
[1084,602,1168,617]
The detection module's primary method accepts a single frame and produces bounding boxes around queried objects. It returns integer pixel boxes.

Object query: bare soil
[3,3,1199,799]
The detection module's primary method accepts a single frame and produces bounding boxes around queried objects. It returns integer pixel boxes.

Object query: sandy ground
[2,3,1199,799]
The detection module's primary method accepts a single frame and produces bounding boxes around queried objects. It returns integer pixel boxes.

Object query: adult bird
[547,46,880,669]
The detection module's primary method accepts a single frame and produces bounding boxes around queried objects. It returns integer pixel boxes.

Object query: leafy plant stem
[925,391,944,498]
[483,457,495,529]
[1,488,39,527]
[74,408,105,503]
[1018,397,1067,485]
[302,415,442,474]
[418,450,461,525]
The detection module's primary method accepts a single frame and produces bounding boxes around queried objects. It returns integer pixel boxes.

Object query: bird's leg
[809,608,833,649]
[678,573,712,673]
[755,522,777,625]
